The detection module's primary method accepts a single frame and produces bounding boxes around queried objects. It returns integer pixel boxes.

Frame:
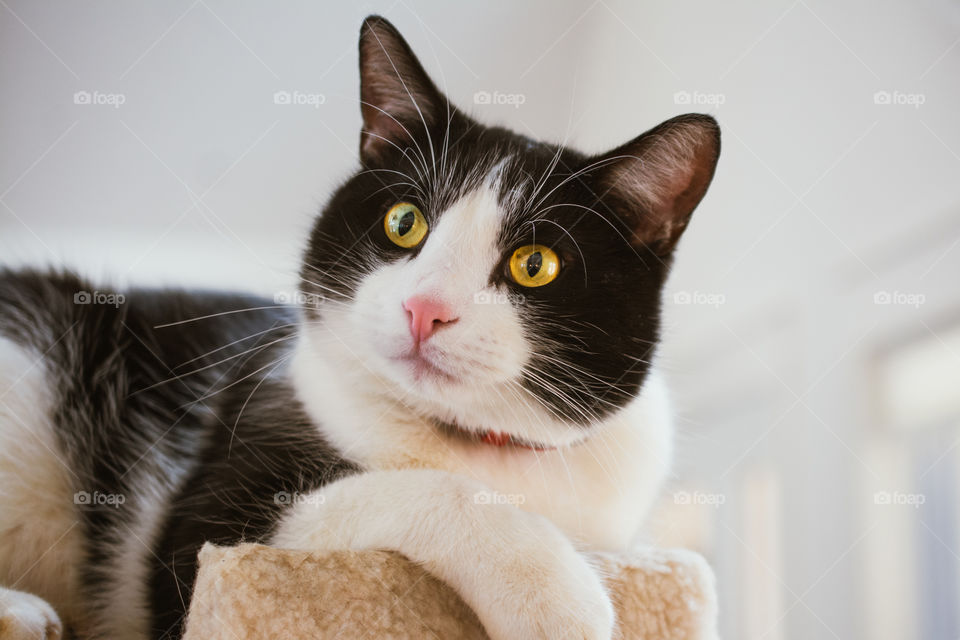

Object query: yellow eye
[384,202,428,248]
[509,244,560,288]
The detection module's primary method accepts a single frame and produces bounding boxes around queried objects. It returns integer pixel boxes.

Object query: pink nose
[403,296,458,344]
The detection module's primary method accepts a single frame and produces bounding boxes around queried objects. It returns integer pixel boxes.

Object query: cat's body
[0,273,339,638]
[0,16,719,640]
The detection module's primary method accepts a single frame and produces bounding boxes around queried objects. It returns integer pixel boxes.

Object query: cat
[0,15,719,640]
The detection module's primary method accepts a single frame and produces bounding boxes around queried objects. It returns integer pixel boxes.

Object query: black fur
[0,270,357,638]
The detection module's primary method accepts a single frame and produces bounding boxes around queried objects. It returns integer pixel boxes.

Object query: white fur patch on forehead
[484,155,527,214]
[410,181,506,295]
[483,156,511,188]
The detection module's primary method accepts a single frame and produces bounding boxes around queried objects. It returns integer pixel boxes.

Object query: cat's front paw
[0,590,62,640]
[479,534,615,640]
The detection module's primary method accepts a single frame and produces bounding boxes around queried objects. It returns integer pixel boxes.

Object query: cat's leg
[271,469,614,640]
[0,589,62,640]
[0,338,81,639]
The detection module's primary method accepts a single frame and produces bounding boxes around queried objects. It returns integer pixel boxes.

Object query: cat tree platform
[182,542,719,639]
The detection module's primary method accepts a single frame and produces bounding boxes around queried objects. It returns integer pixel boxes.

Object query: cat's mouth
[396,352,461,384]
[430,417,556,451]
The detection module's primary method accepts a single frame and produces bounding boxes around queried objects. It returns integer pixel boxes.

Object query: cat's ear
[594,114,720,255]
[358,16,445,164]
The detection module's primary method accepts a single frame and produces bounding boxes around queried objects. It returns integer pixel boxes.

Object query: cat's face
[298,17,720,448]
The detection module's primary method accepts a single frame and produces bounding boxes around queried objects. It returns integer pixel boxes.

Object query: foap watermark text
[473,290,525,305]
[874,491,925,508]
[473,490,526,506]
[74,291,125,307]
[873,90,925,109]
[473,90,526,109]
[274,291,324,306]
[274,491,326,507]
[673,291,726,308]
[674,490,726,508]
[74,490,126,509]
[873,290,925,308]
[74,90,126,108]
[274,90,326,108]
[674,90,726,107]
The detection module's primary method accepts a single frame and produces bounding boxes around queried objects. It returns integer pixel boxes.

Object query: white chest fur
[290,337,672,551]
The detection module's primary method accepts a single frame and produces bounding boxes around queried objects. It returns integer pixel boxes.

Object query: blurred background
[2,1,959,637]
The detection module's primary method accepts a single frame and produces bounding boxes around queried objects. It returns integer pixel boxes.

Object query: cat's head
[298,16,719,449]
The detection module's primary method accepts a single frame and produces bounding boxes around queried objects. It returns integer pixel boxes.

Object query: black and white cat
[0,15,720,640]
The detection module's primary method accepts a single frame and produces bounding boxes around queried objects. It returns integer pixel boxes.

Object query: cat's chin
[381,353,591,449]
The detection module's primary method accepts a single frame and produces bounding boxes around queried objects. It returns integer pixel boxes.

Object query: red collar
[434,419,556,451]
[478,430,555,451]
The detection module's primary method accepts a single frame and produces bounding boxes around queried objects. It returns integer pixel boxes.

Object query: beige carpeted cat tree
[181,543,719,639]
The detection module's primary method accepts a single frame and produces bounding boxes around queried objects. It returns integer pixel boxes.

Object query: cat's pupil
[397,211,415,236]
[526,252,542,277]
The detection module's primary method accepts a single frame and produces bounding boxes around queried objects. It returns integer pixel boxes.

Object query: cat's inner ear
[594,114,720,255]
[358,16,445,164]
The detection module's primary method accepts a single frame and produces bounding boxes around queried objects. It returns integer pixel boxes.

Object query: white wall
[0,0,599,292]
[3,2,960,638]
